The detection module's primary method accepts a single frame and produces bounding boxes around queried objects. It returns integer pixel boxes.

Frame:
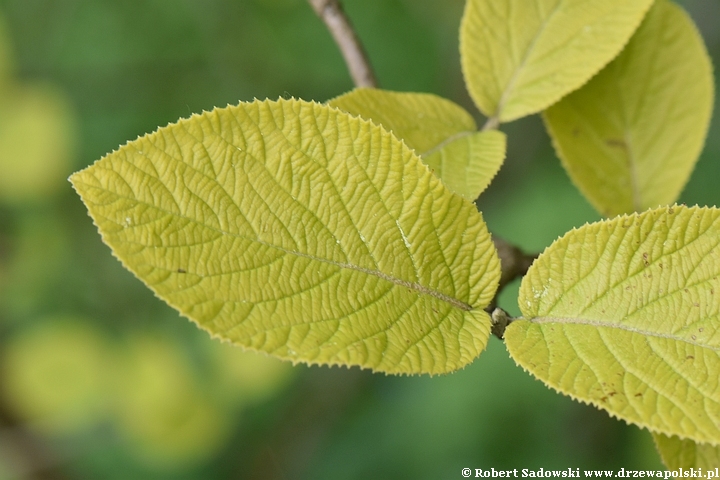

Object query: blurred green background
[0,0,718,478]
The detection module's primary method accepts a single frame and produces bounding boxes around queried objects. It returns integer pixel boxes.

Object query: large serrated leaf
[654,434,720,469]
[460,0,654,123]
[505,205,720,444]
[70,98,501,375]
[544,0,714,218]
[329,89,506,201]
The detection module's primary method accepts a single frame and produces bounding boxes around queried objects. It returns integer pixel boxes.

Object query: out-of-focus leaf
[116,334,231,468]
[70,98,500,375]
[0,318,113,434]
[0,82,77,203]
[654,434,720,469]
[506,205,720,445]
[329,88,505,200]
[544,0,713,217]
[460,0,654,122]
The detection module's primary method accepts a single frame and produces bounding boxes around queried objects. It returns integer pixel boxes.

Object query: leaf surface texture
[460,0,654,122]
[544,0,714,217]
[506,206,720,444]
[329,89,505,200]
[70,99,501,375]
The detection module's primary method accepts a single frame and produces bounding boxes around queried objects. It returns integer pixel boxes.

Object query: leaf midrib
[74,178,474,312]
[525,315,719,351]
[421,130,475,158]
[494,0,564,119]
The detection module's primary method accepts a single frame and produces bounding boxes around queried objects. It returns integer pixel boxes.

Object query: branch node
[481,116,500,131]
[490,307,514,339]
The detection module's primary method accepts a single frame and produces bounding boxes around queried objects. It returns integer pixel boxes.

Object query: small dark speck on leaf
[687,355,695,360]
[634,393,642,397]
[605,138,627,150]
[177,269,186,273]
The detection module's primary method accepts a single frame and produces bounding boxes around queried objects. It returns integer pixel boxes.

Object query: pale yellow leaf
[506,205,720,444]
[329,88,506,200]
[70,99,501,375]
[544,0,714,217]
[460,0,654,122]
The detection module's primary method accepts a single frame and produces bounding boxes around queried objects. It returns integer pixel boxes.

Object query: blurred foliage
[2,317,113,434]
[0,81,76,204]
[0,0,718,478]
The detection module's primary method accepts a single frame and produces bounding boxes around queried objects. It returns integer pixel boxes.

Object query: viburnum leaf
[505,205,720,444]
[70,98,501,375]
[329,88,505,201]
[460,0,654,123]
[544,0,714,217]
[653,433,720,469]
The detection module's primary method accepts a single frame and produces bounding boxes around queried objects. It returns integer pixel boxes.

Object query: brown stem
[481,116,500,131]
[487,236,538,338]
[307,0,378,88]
[493,236,537,292]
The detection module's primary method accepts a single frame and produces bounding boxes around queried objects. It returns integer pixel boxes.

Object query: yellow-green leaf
[329,88,506,200]
[70,98,500,376]
[544,0,714,218]
[505,205,720,444]
[654,434,720,469]
[460,0,654,123]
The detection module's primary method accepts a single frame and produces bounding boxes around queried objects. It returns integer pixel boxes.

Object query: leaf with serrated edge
[329,89,505,201]
[506,205,720,444]
[544,0,714,218]
[460,0,654,123]
[654,433,720,469]
[70,98,500,375]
